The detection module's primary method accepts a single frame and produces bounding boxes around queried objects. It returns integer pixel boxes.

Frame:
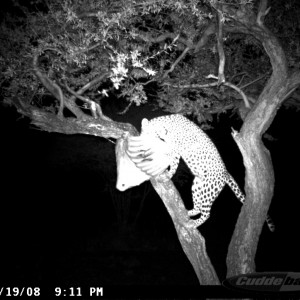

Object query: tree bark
[116,136,220,285]
[13,98,135,139]
[151,178,220,285]
[226,0,300,277]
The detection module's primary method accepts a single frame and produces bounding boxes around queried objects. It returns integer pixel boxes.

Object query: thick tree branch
[225,0,300,276]
[32,47,111,122]
[257,0,271,26]
[33,49,64,118]
[64,82,112,121]
[163,80,250,108]
[33,49,87,119]
[116,135,220,285]
[14,97,135,139]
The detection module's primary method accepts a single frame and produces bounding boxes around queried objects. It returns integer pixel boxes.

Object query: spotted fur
[141,114,274,231]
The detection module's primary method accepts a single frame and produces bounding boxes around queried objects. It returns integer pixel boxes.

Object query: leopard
[141,114,275,231]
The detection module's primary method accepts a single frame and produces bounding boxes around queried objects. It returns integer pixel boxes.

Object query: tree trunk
[150,178,220,285]
[226,1,300,276]
[227,69,300,276]
[116,136,220,284]
[227,127,274,275]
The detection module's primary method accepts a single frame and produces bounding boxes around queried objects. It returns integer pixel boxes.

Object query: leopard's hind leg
[188,175,225,228]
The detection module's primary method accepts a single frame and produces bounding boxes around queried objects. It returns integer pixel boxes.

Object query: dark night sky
[0,102,300,295]
[0,1,300,295]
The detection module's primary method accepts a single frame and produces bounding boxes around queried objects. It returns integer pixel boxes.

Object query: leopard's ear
[141,118,149,130]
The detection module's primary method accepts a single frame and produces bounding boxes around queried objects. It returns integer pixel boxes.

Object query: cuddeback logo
[223,272,300,293]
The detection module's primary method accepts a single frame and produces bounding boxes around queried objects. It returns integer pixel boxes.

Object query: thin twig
[163,47,190,79]
[240,74,268,89]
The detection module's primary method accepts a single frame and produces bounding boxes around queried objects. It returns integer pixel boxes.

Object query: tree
[1,0,300,285]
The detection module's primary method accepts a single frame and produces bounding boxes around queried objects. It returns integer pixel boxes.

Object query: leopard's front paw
[186,220,199,229]
[156,173,172,183]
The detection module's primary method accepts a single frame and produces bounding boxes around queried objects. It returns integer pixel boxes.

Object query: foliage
[0,0,299,123]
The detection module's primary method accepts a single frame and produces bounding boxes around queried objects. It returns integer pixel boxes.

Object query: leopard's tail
[225,172,275,232]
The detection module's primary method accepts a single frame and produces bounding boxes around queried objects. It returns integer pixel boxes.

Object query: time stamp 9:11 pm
[55,287,104,297]
[0,287,104,297]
